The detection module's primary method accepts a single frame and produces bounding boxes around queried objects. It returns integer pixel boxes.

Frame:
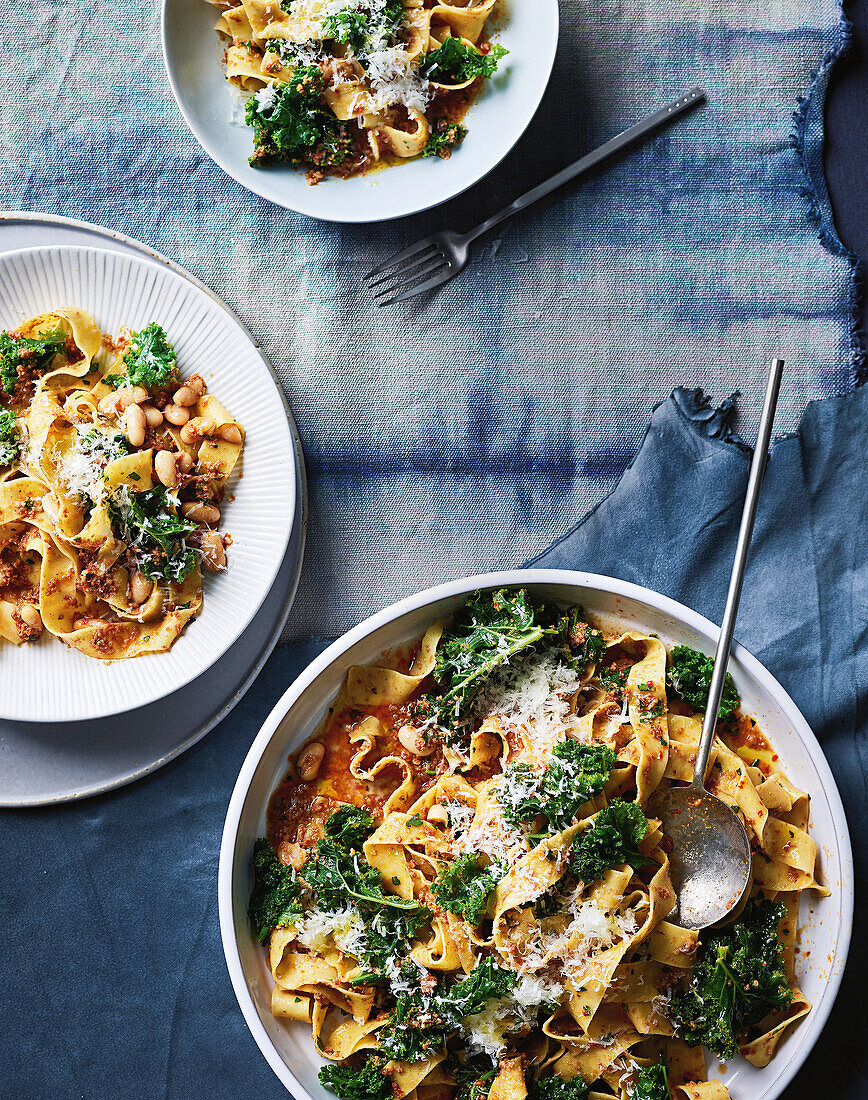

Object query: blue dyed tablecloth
[0,0,863,640]
[1,0,866,1096]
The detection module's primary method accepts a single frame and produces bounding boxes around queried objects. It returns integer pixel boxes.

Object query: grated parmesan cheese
[294,905,366,957]
[364,46,431,112]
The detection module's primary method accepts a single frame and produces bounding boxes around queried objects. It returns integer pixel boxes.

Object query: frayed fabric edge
[791,1,866,385]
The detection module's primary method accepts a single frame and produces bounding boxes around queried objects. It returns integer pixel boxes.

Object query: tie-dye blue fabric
[1,1,862,642]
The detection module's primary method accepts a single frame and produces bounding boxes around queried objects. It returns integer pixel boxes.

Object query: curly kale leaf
[499,740,617,835]
[320,1053,392,1100]
[527,1075,590,1100]
[423,121,467,159]
[302,805,432,981]
[321,0,403,54]
[421,37,508,83]
[423,589,605,732]
[324,803,377,848]
[0,329,67,395]
[671,899,792,1059]
[106,322,177,390]
[246,71,350,168]
[0,409,20,465]
[667,645,740,721]
[630,1061,669,1100]
[567,801,649,885]
[432,853,500,924]
[108,484,197,583]
[380,957,517,1061]
[248,838,304,943]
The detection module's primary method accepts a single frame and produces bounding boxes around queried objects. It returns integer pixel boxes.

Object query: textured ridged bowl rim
[0,244,297,722]
[218,568,853,1100]
[161,0,560,222]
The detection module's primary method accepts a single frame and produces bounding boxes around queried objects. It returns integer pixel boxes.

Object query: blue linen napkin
[2,386,865,1098]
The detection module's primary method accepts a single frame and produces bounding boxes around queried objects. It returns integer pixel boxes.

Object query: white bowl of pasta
[0,246,297,721]
[219,570,852,1100]
[162,0,559,221]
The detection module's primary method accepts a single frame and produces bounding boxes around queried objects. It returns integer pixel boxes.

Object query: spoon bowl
[652,784,752,928]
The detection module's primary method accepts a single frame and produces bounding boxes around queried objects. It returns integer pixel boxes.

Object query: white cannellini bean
[217,423,242,445]
[181,501,220,524]
[297,742,325,781]
[397,723,436,757]
[198,530,226,571]
[180,417,216,445]
[124,403,146,448]
[19,603,43,633]
[426,805,449,827]
[98,393,122,417]
[164,403,191,426]
[129,570,152,605]
[185,374,207,398]
[173,385,198,408]
[177,452,194,473]
[117,386,148,409]
[142,404,164,428]
[154,450,179,488]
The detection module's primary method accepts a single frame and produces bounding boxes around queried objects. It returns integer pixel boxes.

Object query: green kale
[0,329,67,395]
[105,323,177,390]
[422,589,605,733]
[248,838,304,943]
[108,484,197,583]
[499,740,617,835]
[246,70,351,168]
[630,1061,669,1100]
[379,956,517,1061]
[421,37,508,83]
[667,645,740,721]
[671,899,792,1060]
[0,409,20,465]
[324,803,377,848]
[302,805,432,981]
[527,1075,590,1100]
[322,0,403,54]
[422,121,467,159]
[450,1060,497,1100]
[320,1053,391,1100]
[432,853,500,924]
[598,664,628,695]
[567,801,649,885]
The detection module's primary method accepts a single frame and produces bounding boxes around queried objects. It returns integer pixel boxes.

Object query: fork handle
[462,87,706,245]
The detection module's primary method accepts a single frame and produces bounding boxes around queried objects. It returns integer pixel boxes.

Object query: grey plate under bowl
[0,212,307,805]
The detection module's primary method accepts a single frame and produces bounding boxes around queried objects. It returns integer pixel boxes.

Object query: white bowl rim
[218,567,854,1099]
[160,0,560,223]
[0,243,298,721]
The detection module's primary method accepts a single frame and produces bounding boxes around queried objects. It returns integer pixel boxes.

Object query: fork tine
[372,258,450,304]
[366,238,439,279]
[375,262,453,306]
[367,247,446,291]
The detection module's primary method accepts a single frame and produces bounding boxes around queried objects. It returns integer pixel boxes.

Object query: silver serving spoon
[652,358,784,929]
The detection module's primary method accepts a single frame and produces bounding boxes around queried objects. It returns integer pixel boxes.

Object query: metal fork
[366,87,706,306]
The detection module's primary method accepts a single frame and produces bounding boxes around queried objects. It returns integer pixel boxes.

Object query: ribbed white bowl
[219,570,852,1100]
[0,246,296,722]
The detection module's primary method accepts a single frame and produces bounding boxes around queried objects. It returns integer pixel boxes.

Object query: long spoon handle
[693,359,785,787]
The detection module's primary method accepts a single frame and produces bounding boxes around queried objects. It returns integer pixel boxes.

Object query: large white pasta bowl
[162,0,559,222]
[219,569,853,1099]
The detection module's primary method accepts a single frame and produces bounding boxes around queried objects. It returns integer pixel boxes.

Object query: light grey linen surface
[0,0,862,641]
